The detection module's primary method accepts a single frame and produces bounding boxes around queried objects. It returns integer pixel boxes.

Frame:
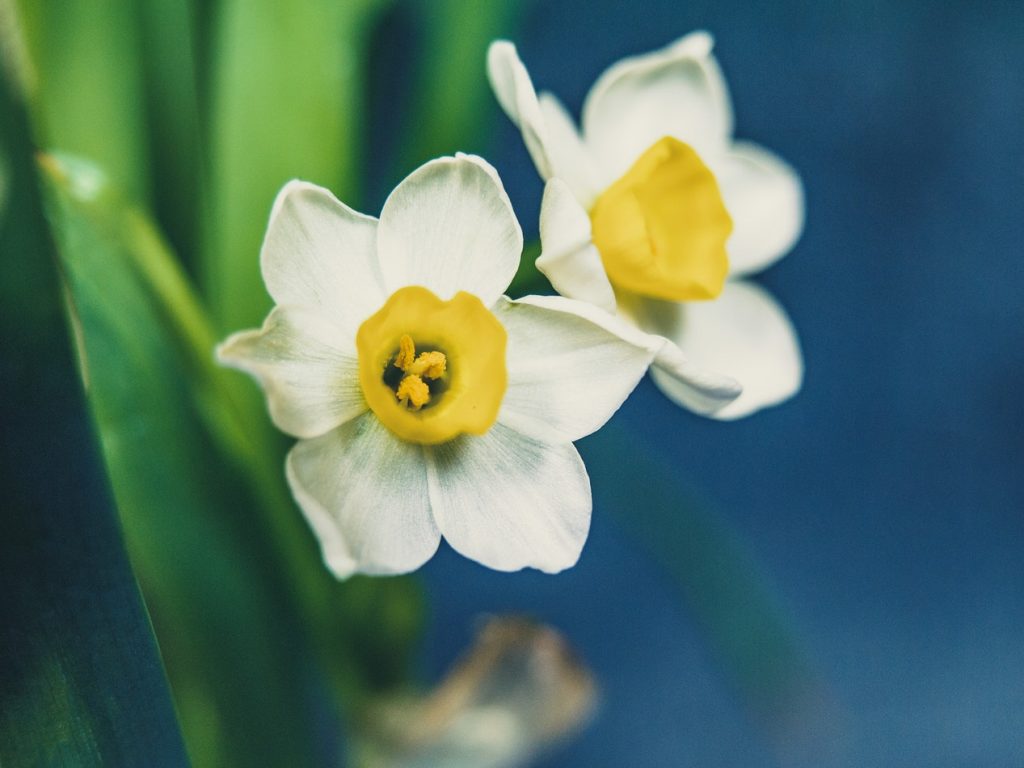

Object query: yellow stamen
[396,374,430,410]
[391,334,448,409]
[589,136,732,302]
[407,351,447,379]
[394,333,416,370]
[394,334,447,385]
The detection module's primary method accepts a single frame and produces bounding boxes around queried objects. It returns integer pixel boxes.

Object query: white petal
[522,292,742,416]
[493,296,653,443]
[261,180,385,336]
[217,306,365,439]
[648,281,803,419]
[537,92,603,207]
[377,155,522,307]
[286,414,441,578]
[714,141,805,277]
[535,179,616,313]
[487,40,554,179]
[581,31,733,184]
[488,42,604,206]
[427,424,590,573]
[648,341,745,416]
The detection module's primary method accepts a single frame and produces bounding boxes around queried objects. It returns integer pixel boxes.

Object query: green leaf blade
[43,156,329,768]
[203,0,387,332]
[16,0,151,203]
[396,0,522,171]
[0,64,189,768]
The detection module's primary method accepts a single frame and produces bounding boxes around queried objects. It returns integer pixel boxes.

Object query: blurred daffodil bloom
[218,155,659,577]
[489,32,805,418]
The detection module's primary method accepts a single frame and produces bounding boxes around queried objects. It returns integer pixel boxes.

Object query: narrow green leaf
[15,0,151,203]
[397,0,523,170]
[135,0,205,267]
[42,156,329,768]
[580,422,838,749]
[0,62,188,768]
[43,152,427,758]
[0,148,8,215]
[203,0,388,332]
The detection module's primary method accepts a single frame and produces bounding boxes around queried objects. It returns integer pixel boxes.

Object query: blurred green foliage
[7,0,525,762]
[43,154,327,766]
[17,0,151,202]
[0,65,188,768]
[203,0,386,332]
[397,0,520,170]
[41,152,430,765]
[136,0,205,264]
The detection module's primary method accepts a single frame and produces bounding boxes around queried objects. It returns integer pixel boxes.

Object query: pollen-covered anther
[396,374,431,410]
[392,334,447,410]
[394,334,417,370]
[407,351,447,379]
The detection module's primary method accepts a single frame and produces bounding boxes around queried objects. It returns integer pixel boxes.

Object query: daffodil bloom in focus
[218,155,667,576]
[488,32,805,419]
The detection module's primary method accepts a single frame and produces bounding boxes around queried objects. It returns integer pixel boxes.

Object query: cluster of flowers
[219,33,804,578]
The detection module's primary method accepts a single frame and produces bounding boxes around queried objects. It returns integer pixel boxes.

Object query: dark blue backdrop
[414,1,1024,766]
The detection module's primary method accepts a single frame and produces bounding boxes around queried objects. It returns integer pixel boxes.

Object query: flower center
[589,136,733,302]
[357,286,507,445]
[386,334,448,410]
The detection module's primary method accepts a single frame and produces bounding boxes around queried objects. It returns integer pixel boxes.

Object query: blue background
[415,1,1024,765]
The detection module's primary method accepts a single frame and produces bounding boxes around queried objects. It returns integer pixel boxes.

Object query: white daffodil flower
[218,154,682,577]
[488,32,805,419]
